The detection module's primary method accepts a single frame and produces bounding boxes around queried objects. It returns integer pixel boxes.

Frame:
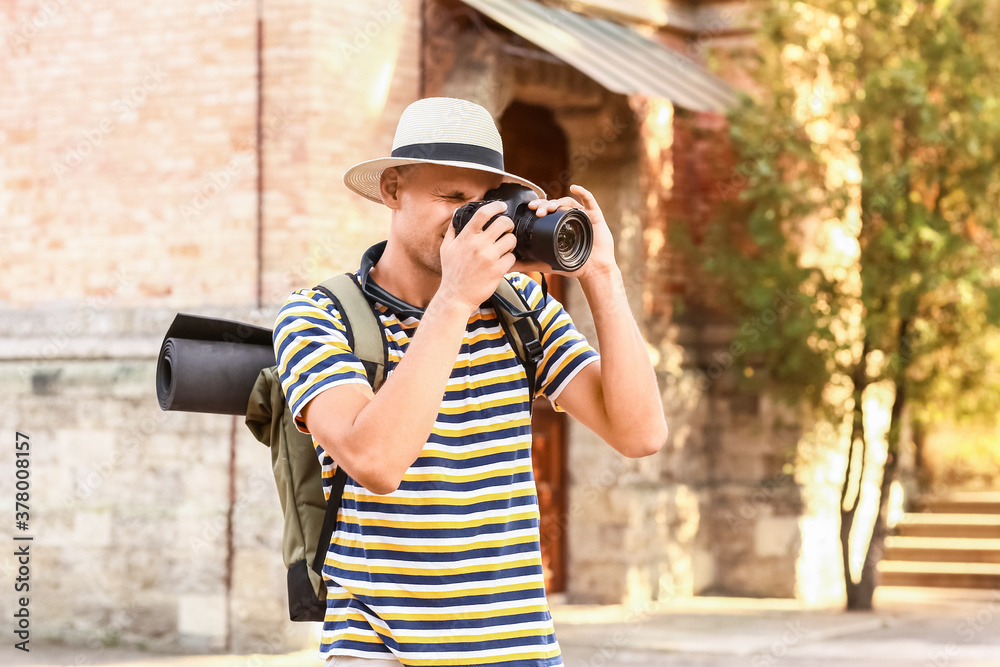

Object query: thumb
[441,222,457,252]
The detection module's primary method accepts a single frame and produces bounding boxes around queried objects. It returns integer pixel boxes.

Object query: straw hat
[343,97,545,205]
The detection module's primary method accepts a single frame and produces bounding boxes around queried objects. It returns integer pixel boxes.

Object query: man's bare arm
[554,267,668,458]
[524,184,667,457]
[302,294,472,494]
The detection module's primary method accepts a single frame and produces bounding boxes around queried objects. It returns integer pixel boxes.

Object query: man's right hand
[437,200,517,314]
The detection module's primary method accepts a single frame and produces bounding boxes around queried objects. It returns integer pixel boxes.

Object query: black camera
[451,183,593,272]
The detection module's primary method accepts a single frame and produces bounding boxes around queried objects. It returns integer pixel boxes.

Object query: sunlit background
[1,0,998,661]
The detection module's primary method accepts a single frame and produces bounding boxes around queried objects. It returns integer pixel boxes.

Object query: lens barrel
[514,207,592,272]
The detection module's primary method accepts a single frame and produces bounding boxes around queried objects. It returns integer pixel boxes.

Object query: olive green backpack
[245,273,543,622]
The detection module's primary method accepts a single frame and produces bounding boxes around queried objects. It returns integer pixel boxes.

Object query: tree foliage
[682,0,1000,608]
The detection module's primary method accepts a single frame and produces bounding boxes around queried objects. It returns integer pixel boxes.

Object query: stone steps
[884,536,1000,563]
[914,492,1000,515]
[877,492,1000,592]
[878,561,1000,589]
[893,513,1000,539]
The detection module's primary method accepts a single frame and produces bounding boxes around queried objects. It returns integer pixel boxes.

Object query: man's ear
[379,168,403,209]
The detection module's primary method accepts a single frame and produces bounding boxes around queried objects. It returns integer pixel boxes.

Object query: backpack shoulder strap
[314,273,388,392]
[492,277,544,405]
[308,273,387,580]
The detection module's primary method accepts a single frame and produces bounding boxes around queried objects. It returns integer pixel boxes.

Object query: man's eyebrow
[435,188,469,199]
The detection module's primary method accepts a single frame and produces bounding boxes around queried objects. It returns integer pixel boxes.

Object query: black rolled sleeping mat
[156,313,275,415]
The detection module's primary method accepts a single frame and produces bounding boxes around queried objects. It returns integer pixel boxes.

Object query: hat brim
[343,156,547,205]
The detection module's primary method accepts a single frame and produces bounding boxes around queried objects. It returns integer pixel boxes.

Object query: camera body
[451,183,593,272]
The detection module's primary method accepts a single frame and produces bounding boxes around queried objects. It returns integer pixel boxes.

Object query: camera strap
[356,241,428,320]
[358,240,546,399]
[490,289,544,322]
[491,278,545,409]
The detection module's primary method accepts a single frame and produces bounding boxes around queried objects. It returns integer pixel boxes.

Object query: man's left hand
[513,184,617,281]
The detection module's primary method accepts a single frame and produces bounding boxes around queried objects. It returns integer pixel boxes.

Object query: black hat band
[391,142,505,171]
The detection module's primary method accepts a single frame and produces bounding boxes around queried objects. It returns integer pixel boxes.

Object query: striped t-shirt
[273,271,599,667]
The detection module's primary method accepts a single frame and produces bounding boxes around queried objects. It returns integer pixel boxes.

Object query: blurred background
[1,0,999,660]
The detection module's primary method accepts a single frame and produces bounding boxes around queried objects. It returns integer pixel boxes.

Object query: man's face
[390,163,503,275]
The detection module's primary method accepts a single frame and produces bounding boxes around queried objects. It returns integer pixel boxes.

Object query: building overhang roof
[461,0,738,113]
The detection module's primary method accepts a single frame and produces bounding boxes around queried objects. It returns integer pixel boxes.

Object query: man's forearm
[315,296,471,494]
[579,267,668,455]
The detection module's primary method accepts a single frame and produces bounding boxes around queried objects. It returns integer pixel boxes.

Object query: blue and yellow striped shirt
[274,272,598,666]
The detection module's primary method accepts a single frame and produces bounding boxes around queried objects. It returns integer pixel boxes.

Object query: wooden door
[499,102,570,593]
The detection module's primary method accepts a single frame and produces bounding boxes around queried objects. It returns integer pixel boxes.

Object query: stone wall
[0,305,300,651]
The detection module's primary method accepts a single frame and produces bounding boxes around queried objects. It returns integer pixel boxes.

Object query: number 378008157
[15,432,30,530]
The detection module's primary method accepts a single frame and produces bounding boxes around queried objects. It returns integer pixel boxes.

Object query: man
[274,97,667,667]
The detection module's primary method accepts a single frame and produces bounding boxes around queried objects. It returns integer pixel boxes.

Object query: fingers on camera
[496,216,514,238]
[470,201,506,231]
[500,230,517,255]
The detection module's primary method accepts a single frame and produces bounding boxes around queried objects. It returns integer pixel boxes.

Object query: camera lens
[557,218,583,255]
[551,210,592,272]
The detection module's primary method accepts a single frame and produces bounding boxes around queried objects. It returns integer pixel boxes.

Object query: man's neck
[368,240,441,310]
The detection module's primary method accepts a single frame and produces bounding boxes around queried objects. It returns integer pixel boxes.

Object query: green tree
[686,0,1000,610]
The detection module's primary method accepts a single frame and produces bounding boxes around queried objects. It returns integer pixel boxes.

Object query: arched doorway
[499,101,570,593]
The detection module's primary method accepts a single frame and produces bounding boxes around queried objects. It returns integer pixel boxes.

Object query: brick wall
[0,0,420,651]
[3,1,259,308]
[1,0,419,311]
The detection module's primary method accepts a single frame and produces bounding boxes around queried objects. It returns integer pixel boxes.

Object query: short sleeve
[273,288,371,433]
[506,273,599,411]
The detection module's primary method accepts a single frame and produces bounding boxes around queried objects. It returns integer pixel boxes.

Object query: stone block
[177,593,227,639]
[127,601,178,642]
[692,547,715,594]
[754,516,801,558]
[72,509,114,547]
[568,519,627,566]
[57,428,117,467]
[566,561,629,605]
[180,461,231,507]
